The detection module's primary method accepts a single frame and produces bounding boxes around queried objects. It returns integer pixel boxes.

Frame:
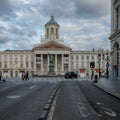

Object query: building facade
[0,16,109,78]
[109,0,120,80]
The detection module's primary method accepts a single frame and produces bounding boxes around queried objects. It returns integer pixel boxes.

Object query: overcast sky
[0,0,111,51]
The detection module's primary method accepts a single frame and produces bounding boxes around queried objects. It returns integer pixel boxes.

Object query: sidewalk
[89,77,120,99]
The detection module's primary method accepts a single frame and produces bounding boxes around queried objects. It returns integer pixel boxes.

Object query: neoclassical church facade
[109,0,120,80]
[0,16,109,78]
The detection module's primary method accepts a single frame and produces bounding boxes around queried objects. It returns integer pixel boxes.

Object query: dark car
[65,71,77,79]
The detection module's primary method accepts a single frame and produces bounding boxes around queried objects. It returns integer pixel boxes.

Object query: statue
[49,54,54,65]
[48,52,54,72]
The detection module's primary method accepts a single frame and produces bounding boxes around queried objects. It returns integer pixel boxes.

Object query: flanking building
[109,0,120,80]
[0,16,109,78]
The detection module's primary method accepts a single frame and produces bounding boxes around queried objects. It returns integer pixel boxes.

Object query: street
[52,79,120,120]
[0,77,120,120]
[0,77,62,120]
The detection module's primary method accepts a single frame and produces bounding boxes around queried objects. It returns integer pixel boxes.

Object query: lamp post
[106,52,110,79]
[98,54,101,79]
[90,62,95,80]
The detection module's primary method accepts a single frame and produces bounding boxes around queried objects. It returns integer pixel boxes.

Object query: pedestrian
[0,72,2,81]
[93,74,98,83]
[22,72,25,80]
[25,71,29,80]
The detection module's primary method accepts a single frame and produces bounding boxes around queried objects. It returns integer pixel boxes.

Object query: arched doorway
[113,42,119,79]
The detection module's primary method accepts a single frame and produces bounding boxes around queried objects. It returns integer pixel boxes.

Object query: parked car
[65,71,77,79]
[101,71,106,77]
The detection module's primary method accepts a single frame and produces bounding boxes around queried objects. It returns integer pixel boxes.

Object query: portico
[33,45,71,76]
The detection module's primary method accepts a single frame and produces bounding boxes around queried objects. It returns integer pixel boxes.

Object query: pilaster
[41,54,43,74]
[62,54,64,74]
[55,54,57,74]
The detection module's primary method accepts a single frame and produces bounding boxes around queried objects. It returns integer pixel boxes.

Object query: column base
[47,71,56,76]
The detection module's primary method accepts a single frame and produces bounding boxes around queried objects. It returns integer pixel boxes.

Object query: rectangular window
[20,63,23,68]
[76,56,79,60]
[15,61,18,67]
[20,55,23,60]
[64,57,68,64]
[116,6,120,28]
[9,55,12,60]
[15,55,18,60]
[76,62,79,68]
[4,63,7,68]
[86,61,89,68]
[4,55,7,59]
[92,56,94,60]
[31,62,34,68]
[31,55,34,60]
[36,54,41,64]
[81,56,84,60]
[71,61,74,68]
[26,55,28,60]
[26,62,29,68]
[81,61,84,68]
[86,56,89,60]
[71,56,73,60]
[0,62,1,68]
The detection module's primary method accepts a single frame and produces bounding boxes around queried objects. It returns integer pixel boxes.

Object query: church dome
[45,16,59,27]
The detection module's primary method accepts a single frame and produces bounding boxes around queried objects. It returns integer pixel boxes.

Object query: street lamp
[98,54,101,79]
[90,62,95,80]
[106,52,110,79]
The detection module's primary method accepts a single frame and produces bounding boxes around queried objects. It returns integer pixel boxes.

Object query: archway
[113,42,119,79]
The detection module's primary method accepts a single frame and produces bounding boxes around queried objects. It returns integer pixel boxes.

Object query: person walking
[0,72,2,81]
[93,74,98,83]
[25,71,29,80]
[22,72,25,80]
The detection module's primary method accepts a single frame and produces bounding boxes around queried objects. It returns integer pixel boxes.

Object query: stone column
[34,55,36,75]
[61,54,64,74]
[55,54,57,74]
[68,54,70,71]
[41,54,43,74]
[47,54,49,72]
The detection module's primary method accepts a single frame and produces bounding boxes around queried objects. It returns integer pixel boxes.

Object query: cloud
[12,38,33,50]
[0,0,13,16]
[0,0,111,51]
[26,26,37,37]
[75,0,110,18]
[0,30,10,44]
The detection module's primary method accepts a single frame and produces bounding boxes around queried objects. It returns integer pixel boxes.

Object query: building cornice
[109,29,120,40]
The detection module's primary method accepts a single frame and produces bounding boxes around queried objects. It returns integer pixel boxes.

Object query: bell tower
[45,16,60,40]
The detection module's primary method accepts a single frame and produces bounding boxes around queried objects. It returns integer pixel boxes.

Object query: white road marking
[77,102,91,117]
[101,106,117,117]
[96,102,117,117]
[7,95,21,99]
[30,85,36,89]
[96,102,104,105]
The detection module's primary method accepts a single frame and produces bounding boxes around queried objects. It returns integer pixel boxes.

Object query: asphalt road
[52,80,120,120]
[0,77,62,120]
[1,78,120,120]
[52,80,101,120]
[79,80,120,120]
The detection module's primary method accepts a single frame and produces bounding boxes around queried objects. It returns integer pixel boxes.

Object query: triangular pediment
[33,41,72,51]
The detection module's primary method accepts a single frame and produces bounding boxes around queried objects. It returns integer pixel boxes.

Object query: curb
[88,80,120,100]
[38,81,64,120]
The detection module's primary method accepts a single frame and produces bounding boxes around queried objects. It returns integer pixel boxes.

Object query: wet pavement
[88,77,120,99]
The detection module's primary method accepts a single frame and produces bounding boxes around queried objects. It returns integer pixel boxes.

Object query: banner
[64,57,68,64]
[36,57,41,64]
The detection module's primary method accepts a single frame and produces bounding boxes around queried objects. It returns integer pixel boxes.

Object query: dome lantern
[45,16,59,27]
